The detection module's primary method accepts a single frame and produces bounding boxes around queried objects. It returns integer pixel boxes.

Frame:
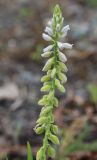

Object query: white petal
[43,45,53,53]
[41,51,52,57]
[45,27,53,35]
[61,25,70,37]
[59,52,67,62]
[42,33,52,41]
[57,42,63,49]
[62,25,70,33]
[62,43,73,49]
[58,42,73,50]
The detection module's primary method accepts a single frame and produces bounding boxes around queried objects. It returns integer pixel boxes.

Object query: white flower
[43,45,53,53]
[41,51,52,57]
[45,27,53,36]
[62,25,70,33]
[59,52,67,62]
[61,25,70,37]
[42,33,52,41]
[58,42,73,50]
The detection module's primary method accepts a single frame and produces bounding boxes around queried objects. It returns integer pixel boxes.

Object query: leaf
[87,84,97,104]
[6,157,8,160]
[27,142,33,160]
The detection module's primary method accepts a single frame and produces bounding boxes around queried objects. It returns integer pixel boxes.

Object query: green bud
[42,57,54,71]
[41,75,50,82]
[58,72,67,83]
[41,84,50,92]
[51,125,58,134]
[48,90,54,99]
[49,134,60,145]
[36,148,44,160]
[48,145,56,158]
[36,117,47,125]
[59,62,68,72]
[40,106,52,116]
[51,68,56,78]
[38,98,45,106]
[47,70,52,75]
[38,95,48,106]
[53,97,58,107]
[55,79,65,93]
[35,126,44,134]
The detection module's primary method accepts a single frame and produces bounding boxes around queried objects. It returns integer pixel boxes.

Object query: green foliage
[27,142,33,160]
[87,84,97,104]
[20,8,34,17]
[86,0,97,7]
[64,125,97,155]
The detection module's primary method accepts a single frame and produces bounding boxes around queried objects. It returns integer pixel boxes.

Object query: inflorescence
[35,4,72,160]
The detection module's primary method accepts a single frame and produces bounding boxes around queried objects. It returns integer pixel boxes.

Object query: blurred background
[0,0,97,160]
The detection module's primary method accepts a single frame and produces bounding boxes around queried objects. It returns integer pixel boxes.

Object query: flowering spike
[35,4,72,160]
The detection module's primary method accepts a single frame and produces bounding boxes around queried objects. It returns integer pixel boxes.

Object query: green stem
[42,39,59,159]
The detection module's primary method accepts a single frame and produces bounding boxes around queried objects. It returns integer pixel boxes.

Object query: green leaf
[51,125,58,134]
[27,142,33,160]
[87,84,97,103]
[6,157,8,160]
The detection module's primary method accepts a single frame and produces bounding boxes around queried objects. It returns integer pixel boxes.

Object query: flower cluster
[35,5,72,160]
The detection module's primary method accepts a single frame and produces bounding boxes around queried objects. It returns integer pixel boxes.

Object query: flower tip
[42,33,52,41]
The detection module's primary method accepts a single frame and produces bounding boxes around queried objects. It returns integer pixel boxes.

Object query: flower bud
[51,68,56,78]
[40,106,52,116]
[41,75,50,82]
[59,51,67,63]
[43,45,53,53]
[55,79,65,93]
[53,97,58,107]
[58,72,67,83]
[36,148,44,160]
[35,126,44,134]
[58,42,73,50]
[36,117,47,125]
[49,134,60,145]
[41,51,52,58]
[42,57,54,71]
[51,125,58,134]
[48,145,56,158]
[42,33,52,41]
[41,84,50,92]
[59,62,68,72]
